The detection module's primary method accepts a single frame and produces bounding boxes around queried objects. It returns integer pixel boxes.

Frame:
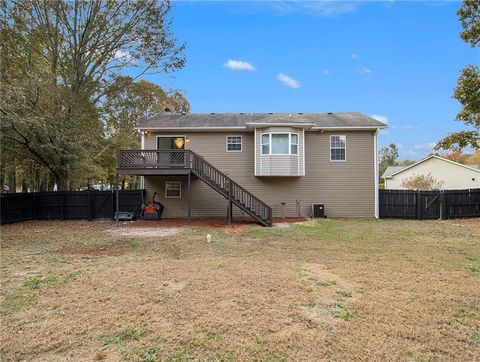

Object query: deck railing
[118,149,272,226]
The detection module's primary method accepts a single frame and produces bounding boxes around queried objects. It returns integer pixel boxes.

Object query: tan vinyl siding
[143,130,375,218]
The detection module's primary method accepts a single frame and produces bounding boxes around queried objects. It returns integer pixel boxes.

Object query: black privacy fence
[379,188,480,220]
[0,190,145,225]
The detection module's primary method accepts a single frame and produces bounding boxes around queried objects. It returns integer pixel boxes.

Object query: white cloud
[322,69,330,75]
[370,114,388,125]
[414,142,436,151]
[277,73,301,89]
[114,49,131,60]
[359,67,373,75]
[262,1,362,17]
[351,53,359,59]
[371,114,389,135]
[223,60,256,71]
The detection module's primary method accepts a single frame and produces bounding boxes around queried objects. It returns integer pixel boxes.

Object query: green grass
[102,326,144,348]
[336,290,352,298]
[166,349,192,362]
[24,277,41,289]
[141,348,158,362]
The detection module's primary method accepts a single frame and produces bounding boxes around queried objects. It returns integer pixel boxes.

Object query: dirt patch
[110,227,183,238]
[122,217,307,228]
[300,263,358,324]
[54,245,125,256]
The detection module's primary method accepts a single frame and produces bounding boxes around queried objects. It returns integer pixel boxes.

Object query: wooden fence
[0,190,145,225]
[379,188,480,220]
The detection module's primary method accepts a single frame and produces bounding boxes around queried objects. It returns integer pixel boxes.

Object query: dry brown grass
[1,218,479,361]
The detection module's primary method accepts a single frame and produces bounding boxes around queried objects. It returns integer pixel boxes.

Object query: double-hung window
[330,135,346,161]
[261,133,298,155]
[165,181,181,198]
[226,136,242,152]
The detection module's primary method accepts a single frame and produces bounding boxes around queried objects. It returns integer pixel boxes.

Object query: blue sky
[141,1,479,160]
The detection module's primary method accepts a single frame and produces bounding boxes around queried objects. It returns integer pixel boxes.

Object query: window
[165,181,181,198]
[226,136,242,152]
[261,134,270,155]
[330,135,346,161]
[261,133,298,155]
[290,133,298,155]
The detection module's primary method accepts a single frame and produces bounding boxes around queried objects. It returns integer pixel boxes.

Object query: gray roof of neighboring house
[381,166,407,179]
[137,112,387,129]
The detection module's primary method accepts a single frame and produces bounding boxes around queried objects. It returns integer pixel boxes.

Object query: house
[382,154,480,190]
[116,112,387,226]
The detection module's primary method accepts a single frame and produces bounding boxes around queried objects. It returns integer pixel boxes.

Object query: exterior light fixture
[174,137,185,149]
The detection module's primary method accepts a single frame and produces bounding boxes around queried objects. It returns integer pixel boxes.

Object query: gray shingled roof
[381,166,407,179]
[137,112,387,129]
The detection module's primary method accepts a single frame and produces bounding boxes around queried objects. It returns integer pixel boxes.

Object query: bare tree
[1,0,185,189]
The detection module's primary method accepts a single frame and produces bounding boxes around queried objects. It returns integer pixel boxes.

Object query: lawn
[1,218,479,361]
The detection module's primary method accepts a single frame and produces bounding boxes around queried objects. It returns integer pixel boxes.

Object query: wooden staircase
[118,150,272,226]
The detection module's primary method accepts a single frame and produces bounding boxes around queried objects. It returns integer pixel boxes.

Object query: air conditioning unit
[312,203,326,218]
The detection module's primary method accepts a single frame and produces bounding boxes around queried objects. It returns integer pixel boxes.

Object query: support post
[115,173,119,226]
[228,180,233,224]
[187,171,192,225]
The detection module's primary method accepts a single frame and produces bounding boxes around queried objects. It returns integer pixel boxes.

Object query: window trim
[165,181,181,198]
[260,132,299,156]
[330,135,347,162]
[225,135,243,152]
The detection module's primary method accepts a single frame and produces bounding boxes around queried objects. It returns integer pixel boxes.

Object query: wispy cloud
[322,69,330,75]
[359,67,373,75]
[371,114,389,135]
[114,48,131,60]
[351,53,359,59]
[414,142,436,151]
[398,142,436,159]
[277,73,301,89]
[261,1,362,17]
[223,60,256,71]
[391,124,420,131]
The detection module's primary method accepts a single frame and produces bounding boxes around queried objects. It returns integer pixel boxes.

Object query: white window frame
[260,132,299,156]
[330,135,347,162]
[226,135,242,152]
[165,181,181,198]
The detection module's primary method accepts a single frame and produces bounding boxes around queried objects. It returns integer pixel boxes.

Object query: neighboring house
[382,154,480,190]
[116,112,386,225]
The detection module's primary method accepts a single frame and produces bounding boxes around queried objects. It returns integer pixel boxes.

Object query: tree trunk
[21,178,28,192]
[0,163,4,193]
[8,166,16,193]
[121,177,126,190]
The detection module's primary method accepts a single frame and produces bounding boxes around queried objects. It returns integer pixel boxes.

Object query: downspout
[374,129,379,219]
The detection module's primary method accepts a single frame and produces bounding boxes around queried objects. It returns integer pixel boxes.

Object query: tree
[378,143,399,178]
[401,174,444,191]
[98,76,190,187]
[443,149,468,163]
[1,0,185,190]
[436,1,480,151]
[464,150,480,164]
